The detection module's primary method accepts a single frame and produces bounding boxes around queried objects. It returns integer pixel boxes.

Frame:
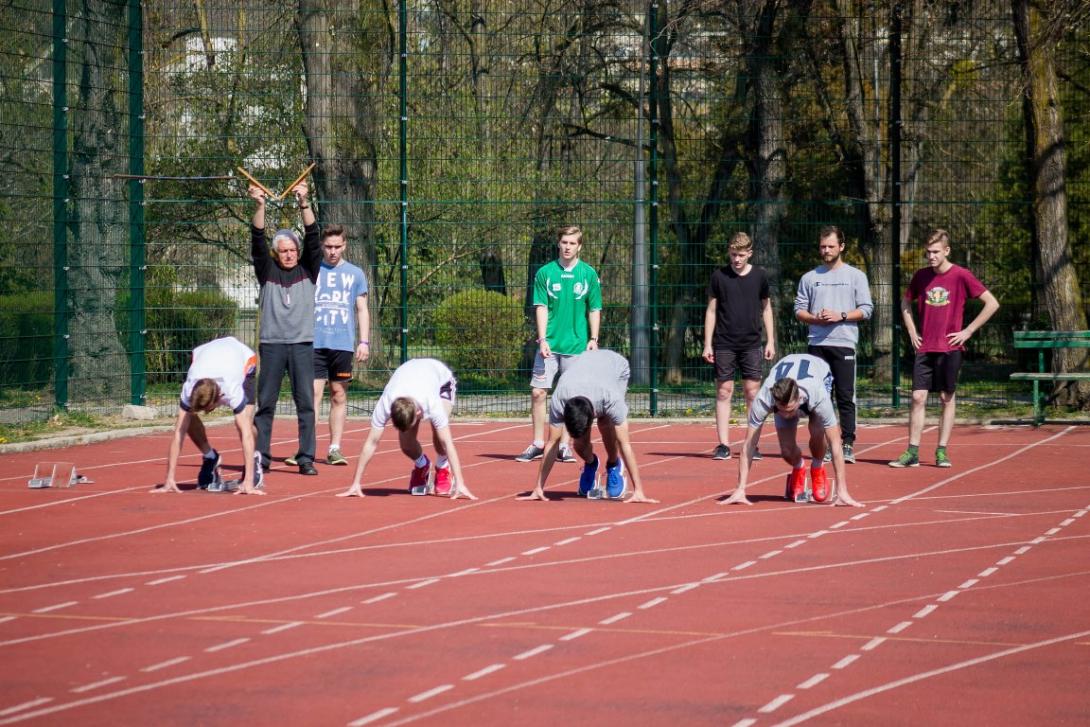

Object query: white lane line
[554,537,581,546]
[758,694,795,713]
[850,512,870,521]
[759,550,782,560]
[829,521,849,530]
[732,719,758,727]
[638,597,667,610]
[513,644,554,661]
[671,584,699,595]
[406,579,439,590]
[913,605,937,619]
[832,654,859,670]
[937,591,959,603]
[560,628,592,642]
[140,656,191,672]
[145,575,185,586]
[887,621,913,634]
[1060,518,1075,527]
[808,530,829,539]
[463,664,505,681]
[861,637,886,651]
[0,616,16,625]
[785,540,807,549]
[316,606,353,619]
[871,505,888,512]
[1014,546,1032,555]
[348,707,399,725]
[599,612,631,625]
[486,557,515,567]
[70,676,125,693]
[733,561,756,571]
[32,601,78,614]
[521,547,550,556]
[362,593,397,605]
[586,527,611,536]
[1075,510,1088,518]
[205,638,250,653]
[261,622,303,635]
[959,578,979,589]
[92,588,134,600]
[997,556,1016,566]
[773,627,1090,727]
[703,572,729,583]
[977,567,998,578]
[408,684,453,703]
[797,673,829,690]
[447,568,479,578]
[1031,536,1047,544]
[0,698,53,716]
[1046,527,1061,536]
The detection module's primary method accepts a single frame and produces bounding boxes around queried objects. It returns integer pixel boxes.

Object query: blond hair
[191,379,220,412]
[926,229,951,248]
[390,397,418,431]
[557,225,583,244]
[728,232,753,252]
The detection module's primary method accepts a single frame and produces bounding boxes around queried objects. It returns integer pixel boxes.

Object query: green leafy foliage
[434,290,525,384]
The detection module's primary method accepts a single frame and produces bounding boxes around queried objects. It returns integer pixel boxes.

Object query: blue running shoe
[605,459,626,499]
[198,449,220,489]
[578,455,600,496]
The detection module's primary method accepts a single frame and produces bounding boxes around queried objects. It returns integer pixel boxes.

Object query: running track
[1,421,1088,725]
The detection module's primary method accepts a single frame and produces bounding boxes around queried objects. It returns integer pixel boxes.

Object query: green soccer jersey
[532,259,603,355]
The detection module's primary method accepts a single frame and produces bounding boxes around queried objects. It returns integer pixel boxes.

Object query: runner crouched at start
[338,358,476,500]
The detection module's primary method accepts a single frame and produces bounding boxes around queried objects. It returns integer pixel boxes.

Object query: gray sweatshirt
[794,263,873,349]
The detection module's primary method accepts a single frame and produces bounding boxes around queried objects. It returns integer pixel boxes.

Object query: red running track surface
[1,420,1089,725]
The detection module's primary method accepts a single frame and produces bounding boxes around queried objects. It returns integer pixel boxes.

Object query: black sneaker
[253,452,264,489]
[515,444,545,462]
[198,449,220,489]
[712,444,731,460]
[557,444,577,463]
[751,448,763,461]
[298,460,318,476]
[843,443,856,464]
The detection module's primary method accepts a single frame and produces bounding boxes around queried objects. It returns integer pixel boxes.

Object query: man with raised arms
[338,358,476,500]
[722,352,863,508]
[519,349,658,503]
[154,336,264,495]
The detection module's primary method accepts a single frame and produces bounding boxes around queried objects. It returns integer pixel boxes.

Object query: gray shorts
[530,351,580,390]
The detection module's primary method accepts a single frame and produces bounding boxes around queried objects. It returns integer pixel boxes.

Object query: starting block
[586,487,605,500]
[28,462,92,489]
[410,469,435,496]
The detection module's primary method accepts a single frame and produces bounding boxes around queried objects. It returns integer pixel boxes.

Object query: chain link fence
[2,0,1087,421]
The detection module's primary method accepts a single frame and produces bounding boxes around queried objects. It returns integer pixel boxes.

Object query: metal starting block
[586,487,605,500]
[410,469,434,496]
[28,462,91,489]
[206,477,240,493]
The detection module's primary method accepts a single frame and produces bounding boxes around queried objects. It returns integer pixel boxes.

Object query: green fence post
[648,0,660,416]
[890,1,903,408]
[127,0,146,405]
[52,0,69,410]
[398,0,409,364]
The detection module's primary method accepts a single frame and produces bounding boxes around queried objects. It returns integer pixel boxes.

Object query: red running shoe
[810,466,829,503]
[434,465,453,496]
[408,457,431,494]
[785,467,807,502]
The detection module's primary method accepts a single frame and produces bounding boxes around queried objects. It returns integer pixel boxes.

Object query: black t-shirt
[706,265,770,349]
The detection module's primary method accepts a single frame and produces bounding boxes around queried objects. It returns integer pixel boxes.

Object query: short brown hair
[926,229,950,248]
[770,377,799,408]
[191,379,220,413]
[557,225,583,244]
[818,225,845,247]
[390,397,418,431]
[729,232,753,252]
[321,224,346,242]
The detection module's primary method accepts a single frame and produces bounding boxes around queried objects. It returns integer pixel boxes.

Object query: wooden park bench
[1010,330,1090,425]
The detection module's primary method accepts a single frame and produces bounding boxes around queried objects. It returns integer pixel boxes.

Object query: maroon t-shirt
[905,264,988,352]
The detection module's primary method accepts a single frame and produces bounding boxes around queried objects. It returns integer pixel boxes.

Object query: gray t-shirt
[549,349,630,426]
[794,263,873,349]
[749,353,837,429]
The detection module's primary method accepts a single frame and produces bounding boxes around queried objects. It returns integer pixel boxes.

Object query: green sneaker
[327,448,348,466]
[888,449,919,468]
[284,455,298,467]
[935,448,952,468]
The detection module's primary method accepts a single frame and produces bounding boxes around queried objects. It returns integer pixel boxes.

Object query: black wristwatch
[841,311,848,321]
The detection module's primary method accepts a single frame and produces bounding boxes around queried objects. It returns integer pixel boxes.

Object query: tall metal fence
[2,1,1088,420]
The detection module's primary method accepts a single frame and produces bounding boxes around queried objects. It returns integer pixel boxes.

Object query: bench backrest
[1013,331,1090,349]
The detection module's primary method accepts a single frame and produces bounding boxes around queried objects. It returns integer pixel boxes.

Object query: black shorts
[314,348,354,383]
[240,370,256,409]
[714,348,763,382]
[912,351,963,393]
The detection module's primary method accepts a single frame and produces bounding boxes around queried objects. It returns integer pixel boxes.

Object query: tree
[1012,0,1090,407]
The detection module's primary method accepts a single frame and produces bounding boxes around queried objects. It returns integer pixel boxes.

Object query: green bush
[0,291,54,390]
[434,289,525,380]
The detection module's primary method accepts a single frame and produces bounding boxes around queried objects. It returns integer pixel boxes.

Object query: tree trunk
[1012,0,1090,407]
[297,0,384,360]
[67,0,129,403]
